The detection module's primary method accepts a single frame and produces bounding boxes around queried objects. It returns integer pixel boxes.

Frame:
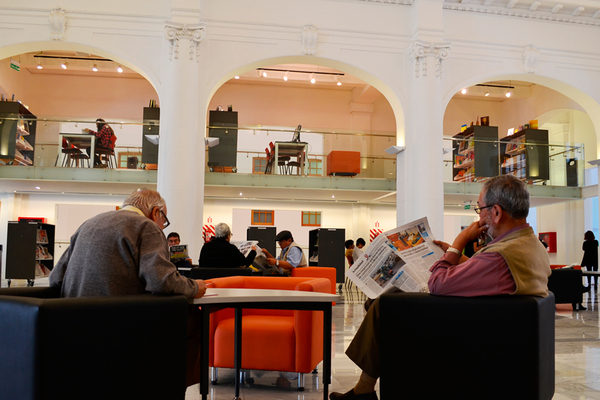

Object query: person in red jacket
[84,118,115,166]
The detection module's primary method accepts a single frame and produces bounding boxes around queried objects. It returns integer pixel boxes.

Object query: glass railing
[0,113,589,187]
[443,136,586,187]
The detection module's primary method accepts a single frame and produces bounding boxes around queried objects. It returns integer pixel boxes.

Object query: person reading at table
[263,230,307,276]
[198,223,257,268]
[49,188,206,387]
[83,118,116,167]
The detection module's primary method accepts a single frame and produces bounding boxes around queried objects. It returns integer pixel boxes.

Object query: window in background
[252,210,274,225]
[307,159,323,176]
[252,157,268,174]
[302,211,321,226]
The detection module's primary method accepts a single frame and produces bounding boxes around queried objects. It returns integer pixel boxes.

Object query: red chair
[95,134,118,168]
[205,276,331,390]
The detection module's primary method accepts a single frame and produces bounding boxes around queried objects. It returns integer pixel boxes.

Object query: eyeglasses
[160,209,170,229]
[474,204,495,215]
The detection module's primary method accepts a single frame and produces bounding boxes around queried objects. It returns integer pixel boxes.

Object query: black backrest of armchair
[0,290,189,400]
[380,292,555,400]
[548,268,583,303]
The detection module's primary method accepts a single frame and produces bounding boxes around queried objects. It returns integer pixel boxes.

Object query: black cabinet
[247,226,276,257]
[0,102,36,166]
[142,107,159,164]
[500,128,549,181]
[6,221,55,286]
[208,110,237,170]
[452,126,499,182]
[309,228,345,283]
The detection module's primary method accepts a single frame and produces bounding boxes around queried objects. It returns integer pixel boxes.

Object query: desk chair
[55,138,88,167]
[270,142,290,174]
[95,134,117,168]
[264,148,273,174]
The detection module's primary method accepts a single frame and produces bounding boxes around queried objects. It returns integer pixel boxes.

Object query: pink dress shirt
[427,225,531,297]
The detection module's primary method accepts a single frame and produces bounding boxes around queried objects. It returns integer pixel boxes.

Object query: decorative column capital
[301,24,318,55]
[523,45,540,74]
[165,21,205,61]
[410,40,451,78]
[49,7,66,41]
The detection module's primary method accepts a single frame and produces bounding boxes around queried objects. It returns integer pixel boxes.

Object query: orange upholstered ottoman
[327,151,360,176]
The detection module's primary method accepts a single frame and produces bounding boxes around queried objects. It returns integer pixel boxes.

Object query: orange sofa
[291,266,337,296]
[205,276,331,390]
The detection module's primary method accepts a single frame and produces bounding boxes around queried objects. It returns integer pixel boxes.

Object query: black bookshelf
[6,220,55,286]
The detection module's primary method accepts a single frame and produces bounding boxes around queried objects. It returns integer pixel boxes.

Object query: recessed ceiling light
[505,91,512,98]
[461,88,467,94]
[234,75,239,79]
[35,186,41,190]
[117,66,123,73]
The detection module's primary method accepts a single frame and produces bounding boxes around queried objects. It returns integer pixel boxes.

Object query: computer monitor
[292,124,301,142]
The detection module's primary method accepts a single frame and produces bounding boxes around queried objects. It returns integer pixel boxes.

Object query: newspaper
[170,245,189,262]
[232,240,284,274]
[346,217,445,299]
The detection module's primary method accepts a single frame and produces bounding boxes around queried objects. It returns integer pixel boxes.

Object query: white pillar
[158,20,205,261]
[397,40,449,238]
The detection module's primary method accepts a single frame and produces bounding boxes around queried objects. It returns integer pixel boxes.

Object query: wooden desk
[59,133,96,168]
[273,141,308,175]
[192,288,339,400]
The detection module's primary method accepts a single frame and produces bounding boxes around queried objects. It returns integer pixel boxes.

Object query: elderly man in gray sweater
[50,188,206,386]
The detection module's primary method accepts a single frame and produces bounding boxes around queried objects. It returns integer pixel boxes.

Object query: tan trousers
[345,296,382,378]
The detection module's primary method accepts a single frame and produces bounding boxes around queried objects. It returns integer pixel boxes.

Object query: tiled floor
[5,277,600,399]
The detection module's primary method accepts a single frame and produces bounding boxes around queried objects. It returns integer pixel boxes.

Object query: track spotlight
[262,71,267,78]
[234,75,239,79]
[505,90,512,98]
[36,60,42,70]
[283,71,289,81]
[117,65,123,73]
[92,63,98,72]
[335,76,342,86]
[310,73,315,84]
[61,61,68,69]
[461,88,467,94]
[484,90,490,97]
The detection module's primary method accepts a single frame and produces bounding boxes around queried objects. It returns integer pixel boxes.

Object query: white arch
[204,55,406,146]
[0,41,162,97]
[444,73,600,158]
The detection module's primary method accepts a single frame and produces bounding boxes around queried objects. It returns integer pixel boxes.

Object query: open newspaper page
[231,240,274,272]
[346,217,445,299]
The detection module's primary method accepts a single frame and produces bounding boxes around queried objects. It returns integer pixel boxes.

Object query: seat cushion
[213,315,296,371]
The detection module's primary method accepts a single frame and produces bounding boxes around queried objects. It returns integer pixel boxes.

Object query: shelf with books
[452,126,499,182]
[6,221,55,286]
[0,102,36,166]
[500,128,549,181]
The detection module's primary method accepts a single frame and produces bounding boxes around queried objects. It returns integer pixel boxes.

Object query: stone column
[158,20,205,260]
[397,40,450,237]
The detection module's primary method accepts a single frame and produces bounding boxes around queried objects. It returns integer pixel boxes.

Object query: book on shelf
[37,229,48,244]
[42,246,53,260]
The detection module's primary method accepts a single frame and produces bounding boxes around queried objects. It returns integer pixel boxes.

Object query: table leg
[234,308,243,400]
[89,137,95,169]
[200,305,211,400]
[274,144,279,175]
[323,305,332,400]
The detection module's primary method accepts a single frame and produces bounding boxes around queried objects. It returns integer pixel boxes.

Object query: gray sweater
[49,209,198,298]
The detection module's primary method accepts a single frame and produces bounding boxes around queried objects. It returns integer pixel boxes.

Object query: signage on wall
[203,224,215,242]
[370,229,383,242]
[10,59,20,72]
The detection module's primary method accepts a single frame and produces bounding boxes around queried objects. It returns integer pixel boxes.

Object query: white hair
[214,223,231,238]
[122,188,165,217]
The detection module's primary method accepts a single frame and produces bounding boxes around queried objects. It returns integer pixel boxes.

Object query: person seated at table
[167,232,193,268]
[199,223,257,268]
[263,230,308,276]
[84,118,116,167]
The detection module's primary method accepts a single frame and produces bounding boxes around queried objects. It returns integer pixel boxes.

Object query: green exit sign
[10,59,20,71]
[464,204,471,210]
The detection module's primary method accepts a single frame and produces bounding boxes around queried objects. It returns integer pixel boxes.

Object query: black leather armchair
[548,268,584,304]
[0,286,189,400]
[380,292,555,400]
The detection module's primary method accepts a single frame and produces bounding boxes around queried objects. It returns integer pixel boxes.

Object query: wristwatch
[276,260,279,266]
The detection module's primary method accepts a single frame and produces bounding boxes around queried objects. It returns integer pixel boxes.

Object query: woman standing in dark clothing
[582,230,599,288]
[199,223,256,268]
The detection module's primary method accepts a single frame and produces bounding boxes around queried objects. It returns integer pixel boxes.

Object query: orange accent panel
[327,151,360,176]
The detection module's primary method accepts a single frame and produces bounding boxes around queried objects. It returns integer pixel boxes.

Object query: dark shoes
[330,389,378,400]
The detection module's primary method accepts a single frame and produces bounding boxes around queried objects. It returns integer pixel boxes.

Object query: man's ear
[492,205,503,223]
